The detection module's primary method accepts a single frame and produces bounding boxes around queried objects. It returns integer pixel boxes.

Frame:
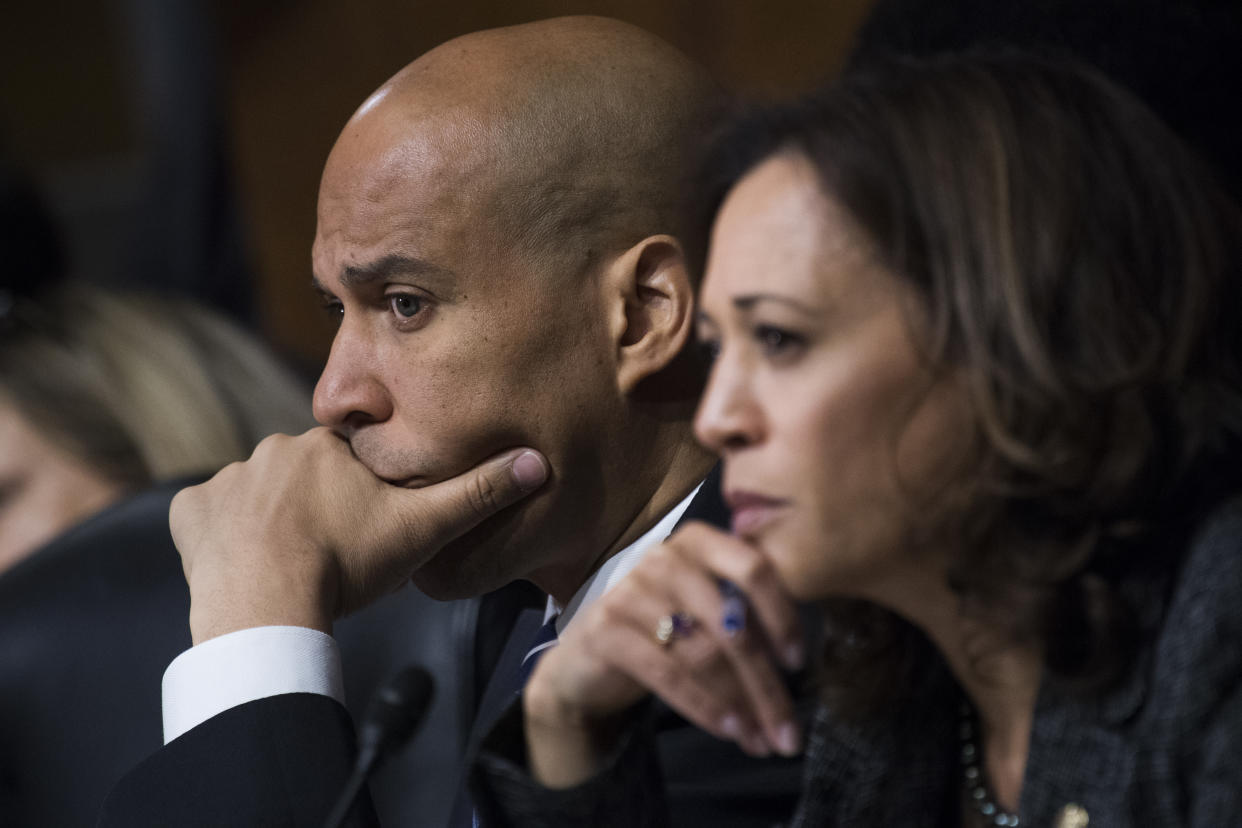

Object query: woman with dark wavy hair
[469,54,1242,827]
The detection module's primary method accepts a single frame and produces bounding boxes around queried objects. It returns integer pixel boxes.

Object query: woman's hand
[522,520,805,788]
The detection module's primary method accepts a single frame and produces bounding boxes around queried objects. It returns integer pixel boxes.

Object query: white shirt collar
[548,481,704,633]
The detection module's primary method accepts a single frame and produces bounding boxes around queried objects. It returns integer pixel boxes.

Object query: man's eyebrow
[340,254,458,289]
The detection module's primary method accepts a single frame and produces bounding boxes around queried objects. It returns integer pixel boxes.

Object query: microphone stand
[324,665,435,828]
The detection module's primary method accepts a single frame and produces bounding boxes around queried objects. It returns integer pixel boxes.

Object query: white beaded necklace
[959,701,1021,827]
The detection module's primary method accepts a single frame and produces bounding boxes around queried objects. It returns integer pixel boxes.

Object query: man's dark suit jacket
[99,471,807,827]
[0,481,478,828]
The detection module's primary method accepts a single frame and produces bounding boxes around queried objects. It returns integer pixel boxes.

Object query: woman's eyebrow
[731,293,823,316]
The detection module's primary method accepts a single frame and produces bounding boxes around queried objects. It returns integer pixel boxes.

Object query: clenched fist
[170,427,547,643]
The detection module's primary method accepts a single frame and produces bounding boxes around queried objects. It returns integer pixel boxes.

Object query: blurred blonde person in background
[0,283,313,573]
[0,155,313,828]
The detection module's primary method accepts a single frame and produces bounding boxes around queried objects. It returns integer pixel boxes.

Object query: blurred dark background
[0,0,876,369]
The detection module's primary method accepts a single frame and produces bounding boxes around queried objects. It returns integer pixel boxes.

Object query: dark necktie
[516,615,560,689]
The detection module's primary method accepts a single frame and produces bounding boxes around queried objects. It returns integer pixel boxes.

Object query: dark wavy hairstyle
[688,54,1242,715]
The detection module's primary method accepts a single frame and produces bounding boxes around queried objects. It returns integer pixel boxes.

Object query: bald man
[100,17,806,828]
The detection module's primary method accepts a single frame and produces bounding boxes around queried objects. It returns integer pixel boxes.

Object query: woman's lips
[725,490,789,536]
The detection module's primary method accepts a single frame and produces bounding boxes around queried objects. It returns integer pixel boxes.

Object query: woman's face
[694,152,968,603]
[0,399,125,574]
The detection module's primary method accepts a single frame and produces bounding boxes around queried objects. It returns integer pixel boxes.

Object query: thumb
[386,448,549,551]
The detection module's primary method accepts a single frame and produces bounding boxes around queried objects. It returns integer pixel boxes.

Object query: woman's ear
[603,235,695,394]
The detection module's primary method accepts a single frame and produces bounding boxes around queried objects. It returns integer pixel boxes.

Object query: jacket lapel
[1018,664,1148,826]
[470,607,546,750]
[792,661,959,827]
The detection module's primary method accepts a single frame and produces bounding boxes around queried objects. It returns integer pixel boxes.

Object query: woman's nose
[694,354,764,453]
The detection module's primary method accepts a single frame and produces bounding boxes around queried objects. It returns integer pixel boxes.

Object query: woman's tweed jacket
[472,497,1242,827]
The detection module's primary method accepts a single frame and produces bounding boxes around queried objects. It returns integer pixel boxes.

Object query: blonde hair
[0,284,314,485]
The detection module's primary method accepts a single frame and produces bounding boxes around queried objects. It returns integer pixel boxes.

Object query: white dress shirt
[162,483,702,743]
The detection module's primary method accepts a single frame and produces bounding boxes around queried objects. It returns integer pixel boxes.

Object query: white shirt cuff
[161,625,344,743]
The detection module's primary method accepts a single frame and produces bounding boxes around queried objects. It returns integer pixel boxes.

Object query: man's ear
[604,235,695,394]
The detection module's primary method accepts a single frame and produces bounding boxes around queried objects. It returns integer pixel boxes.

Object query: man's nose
[312,329,394,435]
[693,352,764,454]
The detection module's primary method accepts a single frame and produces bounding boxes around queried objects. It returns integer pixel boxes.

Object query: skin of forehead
[316,15,710,249]
[374,16,697,129]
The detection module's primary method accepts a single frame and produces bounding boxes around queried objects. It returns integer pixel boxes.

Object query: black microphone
[324,665,436,828]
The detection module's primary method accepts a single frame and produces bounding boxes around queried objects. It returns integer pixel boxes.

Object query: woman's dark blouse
[470,497,1242,827]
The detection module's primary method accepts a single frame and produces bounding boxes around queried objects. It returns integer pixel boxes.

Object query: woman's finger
[585,591,770,755]
[528,522,805,760]
[645,538,800,755]
[671,521,805,670]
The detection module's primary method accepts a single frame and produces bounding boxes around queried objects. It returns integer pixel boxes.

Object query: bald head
[323,16,724,279]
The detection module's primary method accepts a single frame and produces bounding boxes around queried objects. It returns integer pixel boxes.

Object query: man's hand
[170,427,548,644]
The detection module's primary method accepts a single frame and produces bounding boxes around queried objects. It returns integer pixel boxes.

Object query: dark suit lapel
[471,607,546,739]
[448,606,545,828]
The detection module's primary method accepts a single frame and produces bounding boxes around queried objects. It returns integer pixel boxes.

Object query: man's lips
[376,474,427,489]
[724,490,789,536]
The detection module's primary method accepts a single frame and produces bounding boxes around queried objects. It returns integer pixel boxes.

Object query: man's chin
[410,549,507,601]
[409,510,528,600]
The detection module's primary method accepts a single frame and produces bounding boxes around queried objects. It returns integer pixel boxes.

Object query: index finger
[668,521,805,670]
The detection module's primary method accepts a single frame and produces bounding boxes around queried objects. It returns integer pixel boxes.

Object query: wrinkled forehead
[320,100,496,208]
[312,107,507,278]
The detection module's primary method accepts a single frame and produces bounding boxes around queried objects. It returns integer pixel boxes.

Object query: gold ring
[655,614,677,646]
[654,612,695,647]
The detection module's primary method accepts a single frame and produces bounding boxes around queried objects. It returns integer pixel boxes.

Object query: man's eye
[389,294,423,318]
[320,299,344,321]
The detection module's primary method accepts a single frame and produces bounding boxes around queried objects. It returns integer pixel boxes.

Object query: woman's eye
[697,337,721,363]
[389,294,423,319]
[755,325,800,354]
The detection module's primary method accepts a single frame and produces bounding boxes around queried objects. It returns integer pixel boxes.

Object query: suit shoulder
[99,693,375,828]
